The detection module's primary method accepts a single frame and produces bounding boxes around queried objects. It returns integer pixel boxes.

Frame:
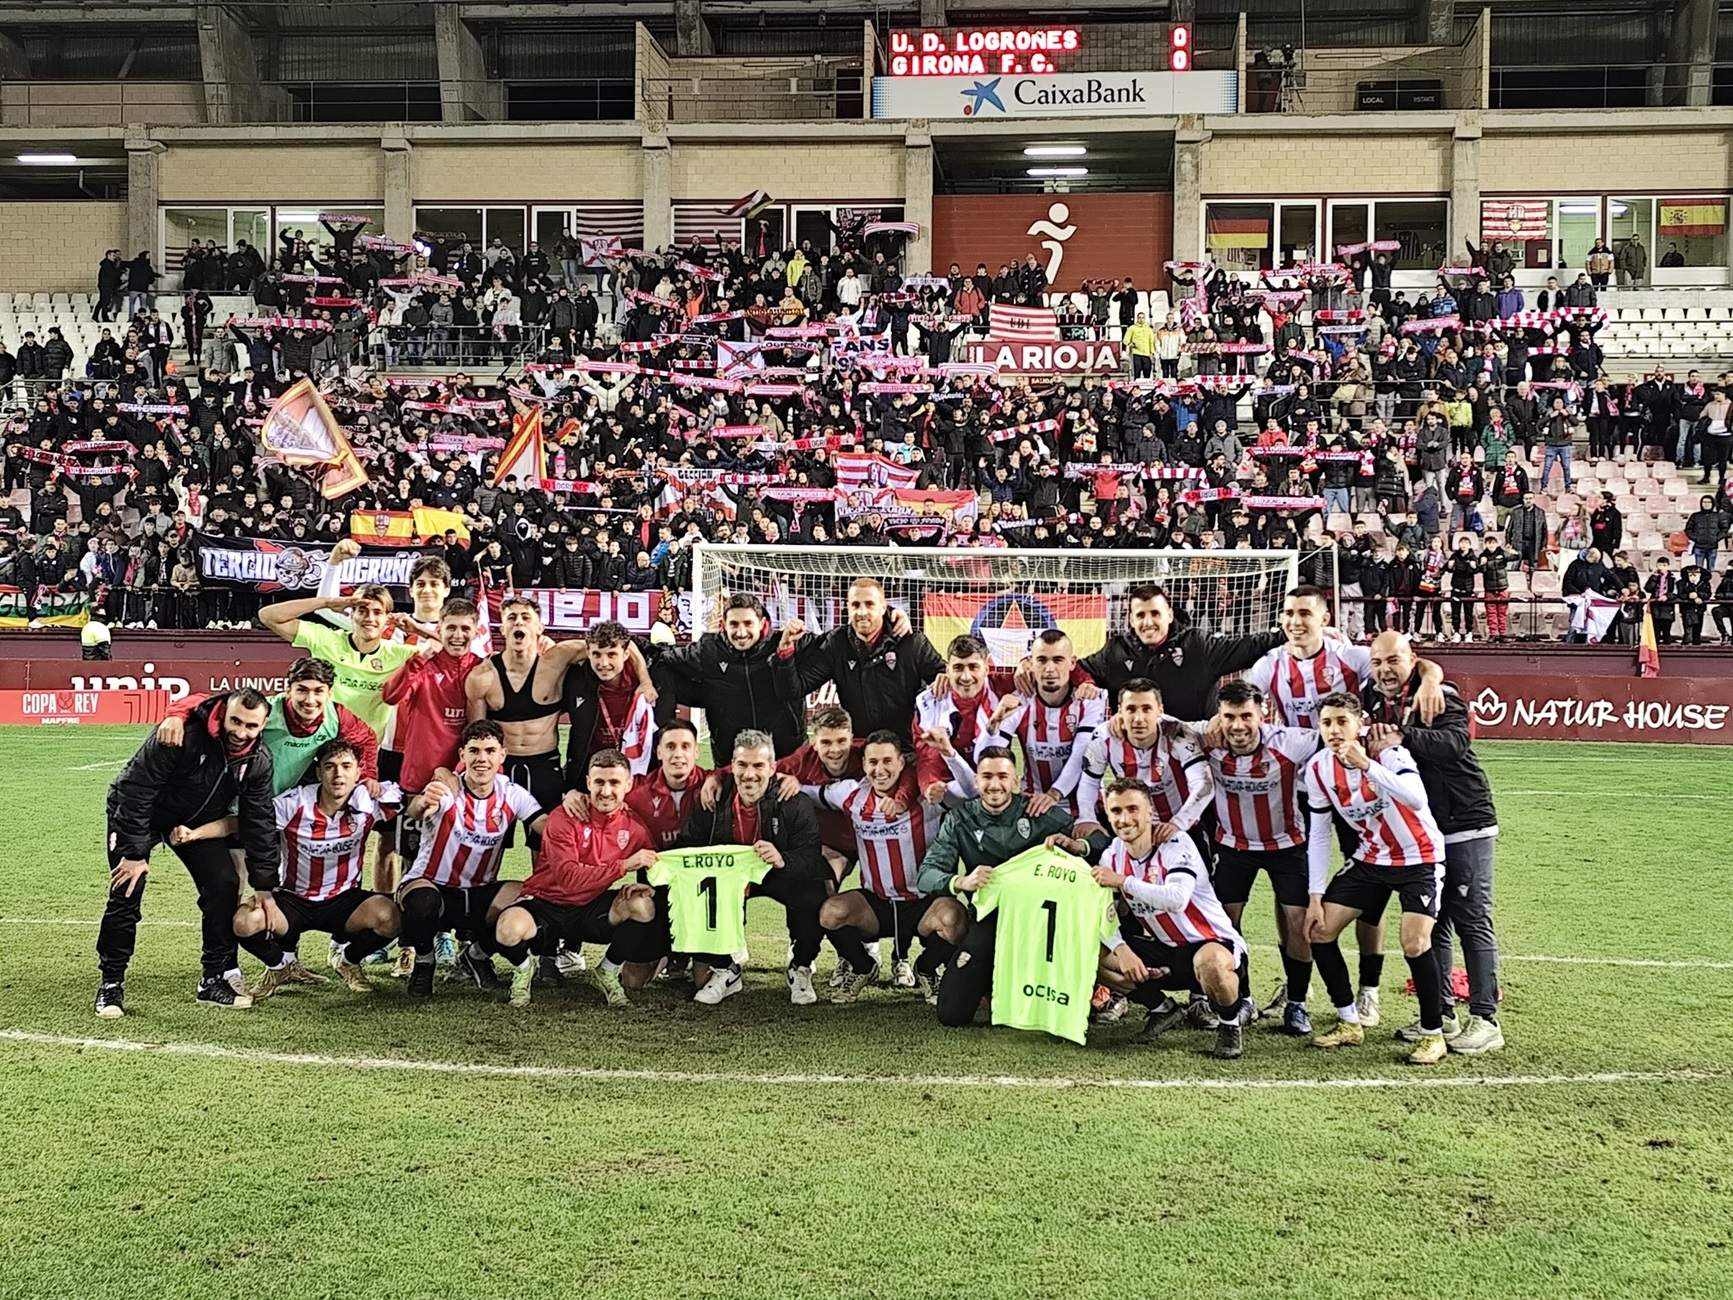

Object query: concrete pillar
[1449,117,1482,261]
[642,130,672,252]
[674,0,714,56]
[1168,0,1195,22]
[919,0,947,26]
[126,133,161,263]
[903,129,934,274]
[435,7,505,122]
[1664,0,1715,107]
[0,30,32,80]
[382,135,415,245]
[1172,120,1207,265]
[195,2,289,124]
[1419,0,1455,45]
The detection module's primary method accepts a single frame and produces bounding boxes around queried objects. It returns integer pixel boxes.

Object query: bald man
[1360,632,1504,1055]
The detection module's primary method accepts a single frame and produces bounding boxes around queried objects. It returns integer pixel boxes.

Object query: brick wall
[159,145,383,202]
[671,141,904,200]
[0,202,127,291]
[1202,132,1451,196]
[416,143,642,200]
[1482,130,1733,194]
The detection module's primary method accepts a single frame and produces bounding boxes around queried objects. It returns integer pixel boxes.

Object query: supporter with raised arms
[651,593,806,760]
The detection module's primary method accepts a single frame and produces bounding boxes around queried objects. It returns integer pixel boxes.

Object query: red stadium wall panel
[0,633,303,706]
[1448,671,1733,744]
[931,193,1174,291]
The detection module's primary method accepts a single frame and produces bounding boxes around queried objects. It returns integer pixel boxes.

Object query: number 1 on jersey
[1041,897,1057,963]
[698,875,718,929]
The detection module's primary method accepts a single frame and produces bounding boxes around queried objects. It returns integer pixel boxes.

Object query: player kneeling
[1066,780,1249,1059]
[1302,693,1452,1065]
[493,750,661,1009]
[234,738,402,998]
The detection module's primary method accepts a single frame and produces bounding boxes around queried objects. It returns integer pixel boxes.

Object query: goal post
[690,544,1300,666]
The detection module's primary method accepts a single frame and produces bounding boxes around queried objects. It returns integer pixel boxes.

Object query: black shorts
[502,751,563,847]
[1211,843,1309,909]
[1305,802,1359,858]
[1118,929,1238,993]
[855,892,939,941]
[373,750,405,840]
[275,887,381,943]
[1323,859,1444,922]
[397,878,510,934]
[514,893,618,948]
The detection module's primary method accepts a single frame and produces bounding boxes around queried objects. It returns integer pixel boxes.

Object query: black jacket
[1359,677,1496,836]
[1081,625,1285,721]
[778,622,946,739]
[652,631,805,761]
[105,693,279,887]
[673,777,825,882]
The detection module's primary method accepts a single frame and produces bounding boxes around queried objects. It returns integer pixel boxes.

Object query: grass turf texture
[2,730,1730,1300]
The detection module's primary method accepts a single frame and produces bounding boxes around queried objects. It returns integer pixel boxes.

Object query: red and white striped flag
[835,452,920,491]
[987,302,1061,341]
[1480,199,1550,242]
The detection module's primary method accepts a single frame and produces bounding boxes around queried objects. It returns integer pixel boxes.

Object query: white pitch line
[1,918,1728,970]
[0,1029,1722,1094]
[1500,788,1723,800]
[67,760,125,772]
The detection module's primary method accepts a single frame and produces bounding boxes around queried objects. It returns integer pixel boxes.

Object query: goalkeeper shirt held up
[647,845,773,957]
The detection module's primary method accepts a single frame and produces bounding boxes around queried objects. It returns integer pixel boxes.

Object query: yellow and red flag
[494,406,546,488]
[1638,605,1661,679]
[1659,199,1726,237]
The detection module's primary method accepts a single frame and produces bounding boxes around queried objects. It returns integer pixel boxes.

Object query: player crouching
[1302,693,1452,1065]
[493,750,660,1009]
[234,738,402,998]
[1060,780,1249,1059]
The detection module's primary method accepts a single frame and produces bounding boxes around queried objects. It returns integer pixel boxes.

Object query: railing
[370,323,547,371]
[640,70,863,124]
[1488,62,1733,111]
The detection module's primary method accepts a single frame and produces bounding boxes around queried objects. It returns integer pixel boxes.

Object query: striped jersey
[597,690,658,776]
[1305,746,1444,868]
[274,785,381,901]
[406,775,544,888]
[914,682,1002,757]
[977,690,1106,806]
[1078,721,1209,827]
[1244,642,1372,729]
[1204,725,1321,852]
[1100,833,1244,956]
[823,773,940,901]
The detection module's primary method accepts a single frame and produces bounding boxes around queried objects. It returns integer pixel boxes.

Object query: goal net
[690,545,1299,665]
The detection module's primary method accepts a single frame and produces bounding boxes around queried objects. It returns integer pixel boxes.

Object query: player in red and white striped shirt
[974,629,1105,816]
[817,732,973,1004]
[1196,680,1322,1036]
[912,634,1008,798]
[232,737,402,998]
[397,719,548,999]
[1302,692,1451,1065]
[1244,587,1446,1030]
[1079,779,1248,1059]
[1073,678,1212,843]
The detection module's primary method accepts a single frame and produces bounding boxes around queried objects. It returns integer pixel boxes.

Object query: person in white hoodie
[837,267,863,310]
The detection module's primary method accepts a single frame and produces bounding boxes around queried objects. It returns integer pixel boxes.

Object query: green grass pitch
[1,730,1730,1300]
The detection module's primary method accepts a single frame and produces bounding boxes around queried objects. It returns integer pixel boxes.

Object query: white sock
[600,958,622,975]
[222,967,242,983]
[1336,1004,1361,1023]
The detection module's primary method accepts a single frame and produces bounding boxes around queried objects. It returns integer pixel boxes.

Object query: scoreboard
[885,24,1194,77]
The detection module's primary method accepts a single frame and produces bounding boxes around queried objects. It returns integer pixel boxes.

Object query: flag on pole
[494,406,546,488]
[256,377,368,499]
[1638,605,1661,678]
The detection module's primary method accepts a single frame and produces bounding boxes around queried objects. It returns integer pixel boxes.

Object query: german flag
[1205,210,1270,250]
[1660,199,1726,237]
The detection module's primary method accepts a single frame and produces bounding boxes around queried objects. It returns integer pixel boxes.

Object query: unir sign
[962,338,1124,375]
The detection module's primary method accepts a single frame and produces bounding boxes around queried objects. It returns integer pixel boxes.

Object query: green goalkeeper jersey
[972,845,1119,1046]
[648,845,772,957]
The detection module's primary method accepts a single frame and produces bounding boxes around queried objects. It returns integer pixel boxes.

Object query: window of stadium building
[414,206,526,254]
[1203,201,1320,271]
[161,206,383,289]
[1323,199,1448,273]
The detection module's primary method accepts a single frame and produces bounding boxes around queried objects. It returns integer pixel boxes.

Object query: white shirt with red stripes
[610,691,659,776]
[1099,832,1245,958]
[914,682,1001,755]
[274,785,381,901]
[1076,720,1213,830]
[975,689,1106,809]
[1203,724,1322,852]
[1304,744,1444,890]
[1245,641,1373,730]
[405,774,544,889]
[821,776,945,900]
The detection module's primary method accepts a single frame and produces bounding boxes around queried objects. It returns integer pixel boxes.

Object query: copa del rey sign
[961,337,1124,375]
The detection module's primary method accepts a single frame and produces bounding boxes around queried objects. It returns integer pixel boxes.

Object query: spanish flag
[1638,605,1661,679]
[349,510,418,544]
[493,406,546,488]
[1660,199,1726,237]
[412,507,469,542]
[923,592,1108,667]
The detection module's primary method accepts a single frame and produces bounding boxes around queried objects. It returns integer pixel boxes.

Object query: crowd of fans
[1,217,1731,642]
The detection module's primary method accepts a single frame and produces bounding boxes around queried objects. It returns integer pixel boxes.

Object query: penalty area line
[0,1029,1724,1094]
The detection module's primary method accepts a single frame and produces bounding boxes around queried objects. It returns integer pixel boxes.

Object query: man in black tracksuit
[651,594,805,759]
[1361,632,1504,1055]
[1080,582,1285,721]
[96,690,280,1016]
[774,578,947,738]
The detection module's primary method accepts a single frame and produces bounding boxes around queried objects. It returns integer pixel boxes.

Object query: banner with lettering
[194,535,420,593]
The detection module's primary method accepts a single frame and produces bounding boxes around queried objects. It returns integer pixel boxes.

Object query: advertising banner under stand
[871,70,1238,119]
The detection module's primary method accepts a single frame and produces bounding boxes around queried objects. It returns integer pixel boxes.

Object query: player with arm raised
[1080,779,1249,1058]
[1303,692,1451,1064]
[397,720,549,999]
[1244,584,1445,1028]
[1364,631,1504,1055]
[817,730,976,1005]
[1197,680,1322,1035]
[973,629,1106,817]
[651,593,805,760]
[492,749,659,1010]
[773,576,946,737]
[259,583,419,742]
[1073,678,1213,851]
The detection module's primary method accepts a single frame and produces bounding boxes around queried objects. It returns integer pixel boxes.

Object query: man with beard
[774,577,946,737]
[651,594,807,759]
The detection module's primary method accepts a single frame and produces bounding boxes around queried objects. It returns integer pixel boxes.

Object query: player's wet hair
[1317,691,1363,716]
[314,736,362,769]
[1217,680,1265,708]
[588,747,630,773]
[977,745,1016,766]
[285,656,336,686]
[1032,628,1070,649]
[1286,584,1329,605]
[808,705,853,734]
[440,597,479,621]
[352,582,394,611]
[410,555,451,587]
[459,719,505,748]
[499,594,539,616]
[946,634,988,662]
[659,718,699,743]
[588,620,630,648]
